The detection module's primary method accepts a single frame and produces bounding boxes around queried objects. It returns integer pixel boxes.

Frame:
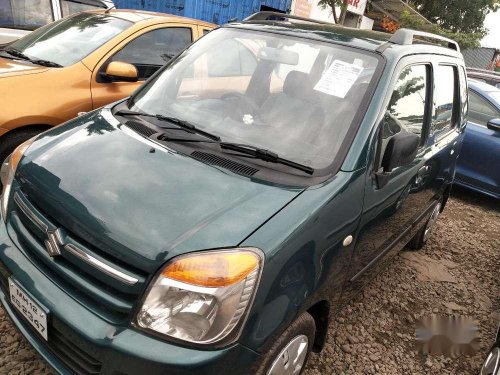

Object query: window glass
[112,28,192,80]
[433,65,457,137]
[206,38,257,77]
[130,28,381,170]
[60,0,105,17]
[468,91,499,127]
[7,13,131,66]
[0,0,53,29]
[381,65,428,156]
[458,67,468,127]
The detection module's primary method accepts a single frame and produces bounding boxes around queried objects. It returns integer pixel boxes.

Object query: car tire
[255,312,316,375]
[407,199,442,251]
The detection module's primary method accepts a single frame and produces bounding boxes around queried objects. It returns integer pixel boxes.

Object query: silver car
[0,0,114,44]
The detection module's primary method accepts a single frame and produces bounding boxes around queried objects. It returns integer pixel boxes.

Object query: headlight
[135,248,263,345]
[1,139,35,222]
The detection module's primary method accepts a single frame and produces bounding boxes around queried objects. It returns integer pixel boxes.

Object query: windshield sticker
[314,60,364,98]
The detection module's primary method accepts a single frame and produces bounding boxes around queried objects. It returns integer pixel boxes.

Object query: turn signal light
[162,251,259,287]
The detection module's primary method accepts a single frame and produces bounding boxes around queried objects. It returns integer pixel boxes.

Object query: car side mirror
[487,118,500,132]
[376,132,420,189]
[104,61,138,83]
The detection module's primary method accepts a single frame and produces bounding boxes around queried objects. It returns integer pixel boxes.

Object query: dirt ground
[0,187,498,374]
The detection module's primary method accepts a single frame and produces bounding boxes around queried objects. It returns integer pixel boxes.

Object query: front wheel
[256,312,316,375]
[407,199,442,250]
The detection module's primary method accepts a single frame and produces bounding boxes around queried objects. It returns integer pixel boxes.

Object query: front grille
[0,261,102,375]
[191,151,259,176]
[49,320,102,375]
[9,189,149,323]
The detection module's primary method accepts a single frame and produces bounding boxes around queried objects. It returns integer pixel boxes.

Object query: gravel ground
[0,187,498,375]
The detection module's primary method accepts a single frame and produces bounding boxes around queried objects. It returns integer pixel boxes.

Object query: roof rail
[388,28,460,52]
[244,11,334,26]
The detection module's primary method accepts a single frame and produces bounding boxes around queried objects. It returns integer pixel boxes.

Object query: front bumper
[0,223,260,375]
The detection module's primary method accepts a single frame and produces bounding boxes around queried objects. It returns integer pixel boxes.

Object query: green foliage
[399,10,483,49]
[409,0,499,34]
[318,0,348,23]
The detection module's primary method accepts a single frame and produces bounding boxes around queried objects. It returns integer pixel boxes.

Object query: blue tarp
[113,0,292,25]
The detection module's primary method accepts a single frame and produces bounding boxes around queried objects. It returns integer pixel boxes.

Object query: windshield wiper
[4,48,61,67]
[115,109,313,175]
[115,109,221,141]
[220,143,314,175]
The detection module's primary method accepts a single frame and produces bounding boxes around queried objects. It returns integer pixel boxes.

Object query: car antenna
[105,5,116,13]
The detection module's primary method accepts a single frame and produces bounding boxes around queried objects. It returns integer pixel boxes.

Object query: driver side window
[381,64,429,157]
[111,27,193,81]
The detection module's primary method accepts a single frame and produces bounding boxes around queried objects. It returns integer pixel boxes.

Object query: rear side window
[469,91,500,127]
[432,65,458,138]
[112,27,193,80]
[381,64,429,156]
[458,67,468,128]
[60,0,106,17]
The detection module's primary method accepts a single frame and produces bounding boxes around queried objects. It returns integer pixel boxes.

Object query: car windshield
[6,13,131,66]
[129,28,380,170]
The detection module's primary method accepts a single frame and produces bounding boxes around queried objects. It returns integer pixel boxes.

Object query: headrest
[283,71,313,100]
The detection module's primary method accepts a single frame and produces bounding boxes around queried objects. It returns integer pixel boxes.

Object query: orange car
[0,9,214,165]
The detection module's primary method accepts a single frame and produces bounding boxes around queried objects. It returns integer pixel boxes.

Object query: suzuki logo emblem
[44,229,63,257]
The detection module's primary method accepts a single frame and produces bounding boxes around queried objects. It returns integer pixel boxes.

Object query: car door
[341,57,464,301]
[456,89,500,197]
[90,24,197,109]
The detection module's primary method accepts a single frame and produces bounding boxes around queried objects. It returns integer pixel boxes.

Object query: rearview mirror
[381,132,420,173]
[487,118,500,132]
[104,61,138,83]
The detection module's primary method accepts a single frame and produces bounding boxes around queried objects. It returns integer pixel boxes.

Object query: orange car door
[90,23,198,109]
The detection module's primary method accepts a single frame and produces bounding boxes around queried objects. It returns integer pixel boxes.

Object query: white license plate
[9,278,48,340]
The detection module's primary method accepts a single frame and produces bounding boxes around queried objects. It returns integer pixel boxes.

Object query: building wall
[114,0,292,24]
[463,48,498,70]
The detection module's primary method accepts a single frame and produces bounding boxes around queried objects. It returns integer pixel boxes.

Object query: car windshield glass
[0,0,54,30]
[7,13,132,66]
[129,28,380,170]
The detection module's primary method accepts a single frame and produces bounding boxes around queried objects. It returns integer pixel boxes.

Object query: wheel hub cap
[267,335,308,375]
[424,202,441,242]
[481,347,500,375]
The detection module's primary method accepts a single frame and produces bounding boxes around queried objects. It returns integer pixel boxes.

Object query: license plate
[9,278,48,340]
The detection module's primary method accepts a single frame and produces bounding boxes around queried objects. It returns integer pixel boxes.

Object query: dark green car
[0,12,467,375]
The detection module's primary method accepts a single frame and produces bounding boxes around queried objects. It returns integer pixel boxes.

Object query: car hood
[0,57,50,78]
[15,110,303,273]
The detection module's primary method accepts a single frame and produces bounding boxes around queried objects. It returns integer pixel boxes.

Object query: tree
[409,0,500,35]
[318,0,349,24]
[400,10,483,49]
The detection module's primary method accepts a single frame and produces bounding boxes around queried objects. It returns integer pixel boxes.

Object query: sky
[482,11,500,48]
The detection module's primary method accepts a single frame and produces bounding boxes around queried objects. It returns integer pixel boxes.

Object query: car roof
[86,9,216,27]
[227,21,390,51]
[467,70,500,82]
[227,18,462,58]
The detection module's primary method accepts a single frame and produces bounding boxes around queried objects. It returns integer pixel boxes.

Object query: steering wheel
[221,92,263,124]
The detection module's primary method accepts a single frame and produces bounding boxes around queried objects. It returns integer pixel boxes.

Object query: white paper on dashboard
[314,60,364,98]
